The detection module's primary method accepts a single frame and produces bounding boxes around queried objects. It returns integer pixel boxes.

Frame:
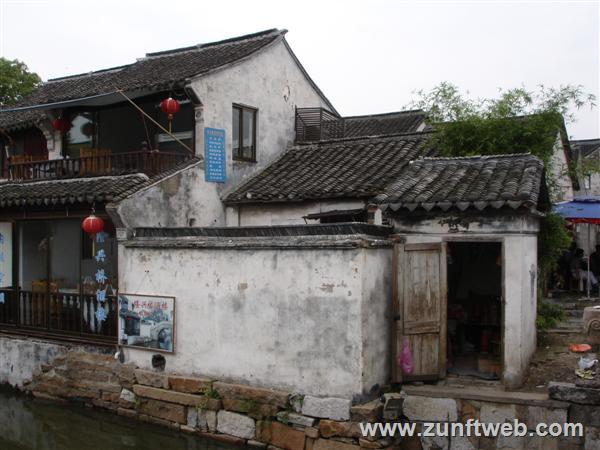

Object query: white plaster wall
[189,39,332,194]
[119,244,389,399]
[392,213,540,236]
[502,235,537,388]
[115,162,226,228]
[116,39,333,228]
[520,235,538,384]
[229,200,367,226]
[360,248,392,394]
[0,336,66,388]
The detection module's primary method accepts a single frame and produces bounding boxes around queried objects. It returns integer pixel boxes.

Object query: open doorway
[447,242,503,380]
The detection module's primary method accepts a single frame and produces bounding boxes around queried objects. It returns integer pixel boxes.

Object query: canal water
[0,387,238,450]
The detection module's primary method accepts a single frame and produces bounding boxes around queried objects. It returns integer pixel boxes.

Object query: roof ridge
[145,28,284,58]
[295,130,434,147]
[415,152,535,162]
[0,173,149,187]
[45,29,284,82]
[571,138,600,143]
[47,64,132,82]
[343,109,425,120]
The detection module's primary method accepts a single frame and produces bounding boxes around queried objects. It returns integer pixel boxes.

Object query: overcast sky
[1,0,598,139]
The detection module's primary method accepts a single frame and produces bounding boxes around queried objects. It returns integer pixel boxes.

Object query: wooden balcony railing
[0,288,117,342]
[7,150,190,181]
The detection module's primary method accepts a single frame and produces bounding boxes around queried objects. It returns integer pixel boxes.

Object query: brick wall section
[23,350,600,449]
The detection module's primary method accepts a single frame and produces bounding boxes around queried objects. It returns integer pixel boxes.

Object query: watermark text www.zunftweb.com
[359,420,583,438]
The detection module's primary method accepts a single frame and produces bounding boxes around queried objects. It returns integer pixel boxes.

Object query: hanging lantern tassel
[160,97,180,133]
[82,214,105,253]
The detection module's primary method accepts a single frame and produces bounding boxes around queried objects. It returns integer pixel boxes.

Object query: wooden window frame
[232,104,257,162]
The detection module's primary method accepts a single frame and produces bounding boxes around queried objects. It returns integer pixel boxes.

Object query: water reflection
[0,388,237,450]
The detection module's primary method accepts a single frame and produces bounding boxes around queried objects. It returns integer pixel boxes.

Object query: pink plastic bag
[397,338,414,375]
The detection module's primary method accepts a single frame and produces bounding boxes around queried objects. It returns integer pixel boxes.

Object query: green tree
[407,82,596,288]
[0,57,41,106]
[408,82,595,169]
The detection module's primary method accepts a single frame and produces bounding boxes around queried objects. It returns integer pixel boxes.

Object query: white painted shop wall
[392,213,539,388]
[118,242,391,399]
[226,199,367,226]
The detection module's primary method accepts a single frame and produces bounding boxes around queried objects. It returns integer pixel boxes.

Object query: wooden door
[392,242,447,382]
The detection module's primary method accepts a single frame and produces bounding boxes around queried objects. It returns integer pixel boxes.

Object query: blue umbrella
[554,197,600,297]
[554,197,600,224]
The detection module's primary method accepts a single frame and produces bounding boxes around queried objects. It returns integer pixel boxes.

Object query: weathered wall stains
[115,162,226,228]
[119,240,391,399]
[0,336,65,388]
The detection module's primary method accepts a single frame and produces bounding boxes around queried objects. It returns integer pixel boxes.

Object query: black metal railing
[7,150,190,181]
[0,287,117,341]
[295,107,345,142]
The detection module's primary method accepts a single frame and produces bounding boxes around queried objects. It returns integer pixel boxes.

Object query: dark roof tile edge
[133,222,393,238]
[146,28,283,57]
[343,109,425,120]
[415,152,536,162]
[46,29,285,83]
[293,129,434,147]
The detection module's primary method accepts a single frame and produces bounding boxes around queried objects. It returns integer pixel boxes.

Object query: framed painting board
[118,293,175,353]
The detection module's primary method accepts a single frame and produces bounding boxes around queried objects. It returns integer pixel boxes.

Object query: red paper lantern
[52,118,71,133]
[82,215,104,235]
[160,97,181,120]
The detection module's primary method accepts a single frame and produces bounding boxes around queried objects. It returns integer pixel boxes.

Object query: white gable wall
[190,38,332,196]
[113,38,333,229]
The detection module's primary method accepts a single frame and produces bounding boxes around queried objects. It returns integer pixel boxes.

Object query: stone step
[402,384,569,408]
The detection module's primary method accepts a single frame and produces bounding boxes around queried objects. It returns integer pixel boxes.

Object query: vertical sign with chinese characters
[204,127,226,183]
[0,223,12,305]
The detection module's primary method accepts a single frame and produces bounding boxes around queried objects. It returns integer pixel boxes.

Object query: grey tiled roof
[224,132,435,204]
[0,110,46,131]
[342,110,426,137]
[226,130,546,213]
[0,157,202,208]
[0,29,283,130]
[0,174,148,207]
[571,139,600,159]
[373,153,545,212]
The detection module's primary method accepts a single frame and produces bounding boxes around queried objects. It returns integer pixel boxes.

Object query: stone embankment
[18,348,600,449]
[25,350,388,449]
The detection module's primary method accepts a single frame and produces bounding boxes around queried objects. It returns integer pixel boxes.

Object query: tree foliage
[0,57,41,106]
[408,82,595,169]
[408,82,596,288]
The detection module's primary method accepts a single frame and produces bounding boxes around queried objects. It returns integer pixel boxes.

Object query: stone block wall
[24,349,392,449]
[10,344,600,450]
[384,392,598,450]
